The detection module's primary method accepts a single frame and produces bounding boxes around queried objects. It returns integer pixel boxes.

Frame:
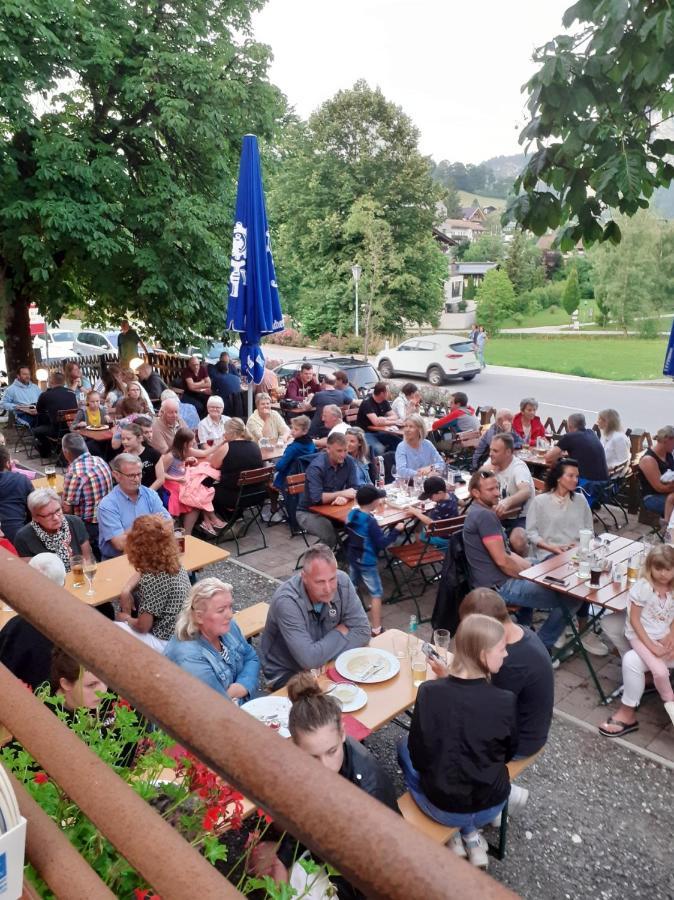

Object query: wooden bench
[397,750,542,856]
[233,602,269,640]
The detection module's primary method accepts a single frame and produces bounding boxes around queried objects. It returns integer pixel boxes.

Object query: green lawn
[457,190,505,211]
[499,300,596,329]
[486,335,667,380]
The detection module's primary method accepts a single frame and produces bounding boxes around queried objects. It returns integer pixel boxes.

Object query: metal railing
[0,551,516,900]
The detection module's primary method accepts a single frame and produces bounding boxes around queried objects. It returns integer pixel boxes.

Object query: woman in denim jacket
[164,577,260,701]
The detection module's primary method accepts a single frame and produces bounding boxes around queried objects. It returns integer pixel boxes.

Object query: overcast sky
[252,0,571,164]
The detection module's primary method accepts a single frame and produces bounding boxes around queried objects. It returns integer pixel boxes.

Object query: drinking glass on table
[44,465,57,489]
[411,651,427,688]
[432,629,450,662]
[83,558,98,597]
[70,554,85,588]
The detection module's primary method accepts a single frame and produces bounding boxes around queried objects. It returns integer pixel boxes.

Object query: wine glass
[83,558,98,597]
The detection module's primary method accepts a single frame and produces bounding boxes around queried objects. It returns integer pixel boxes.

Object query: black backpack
[430,531,471,634]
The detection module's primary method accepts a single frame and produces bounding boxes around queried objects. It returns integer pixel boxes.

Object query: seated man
[285,362,323,410]
[207,356,243,416]
[431,391,480,436]
[181,355,211,418]
[462,469,580,652]
[334,369,357,403]
[33,372,77,457]
[61,432,114,558]
[636,425,674,522]
[296,432,359,547]
[150,396,187,454]
[308,373,346,437]
[356,382,402,454]
[312,404,349,447]
[0,445,33,543]
[545,412,608,497]
[137,362,167,402]
[472,408,523,470]
[97,453,171,559]
[1,365,41,426]
[489,433,534,535]
[260,544,371,688]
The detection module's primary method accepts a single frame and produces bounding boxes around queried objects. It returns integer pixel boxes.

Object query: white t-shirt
[197,415,229,445]
[625,578,674,641]
[391,395,408,421]
[328,421,349,437]
[601,431,630,470]
[496,457,535,516]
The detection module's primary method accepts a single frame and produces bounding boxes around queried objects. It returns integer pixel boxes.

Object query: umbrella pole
[247,382,253,419]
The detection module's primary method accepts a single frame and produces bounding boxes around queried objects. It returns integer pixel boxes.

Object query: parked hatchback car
[33,329,77,360]
[73,330,118,356]
[375,333,480,386]
[272,356,379,396]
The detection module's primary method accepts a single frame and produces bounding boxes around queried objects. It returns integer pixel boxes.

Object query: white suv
[376,333,480,386]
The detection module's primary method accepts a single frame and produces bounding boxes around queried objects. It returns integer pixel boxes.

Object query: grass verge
[486,335,667,381]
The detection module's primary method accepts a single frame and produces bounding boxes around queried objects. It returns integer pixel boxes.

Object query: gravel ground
[203,561,674,899]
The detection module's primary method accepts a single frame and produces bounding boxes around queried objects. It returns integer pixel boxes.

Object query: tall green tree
[475,269,515,335]
[0,0,284,375]
[462,233,505,263]
[504,230,545,294]
[562,267,580,317]
[268,81,446,338]
[507,1,674,247]
[443,179,463,219]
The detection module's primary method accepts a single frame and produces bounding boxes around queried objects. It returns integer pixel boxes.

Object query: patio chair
[46,408,79,467]
[216,466,273,556]
[590,463,631,530]
[387,515,466,620]
[10,413,38,459]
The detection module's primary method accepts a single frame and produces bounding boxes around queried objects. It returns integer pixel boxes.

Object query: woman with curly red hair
[115,515,190,651]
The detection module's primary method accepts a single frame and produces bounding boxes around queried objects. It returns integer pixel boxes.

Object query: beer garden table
[520,532,645,702]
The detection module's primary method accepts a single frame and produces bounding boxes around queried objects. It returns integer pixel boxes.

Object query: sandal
[198,522,217,536]
[598,716,639,738]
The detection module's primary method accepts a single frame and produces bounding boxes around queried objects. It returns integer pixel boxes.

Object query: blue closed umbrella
[226,134,283,394]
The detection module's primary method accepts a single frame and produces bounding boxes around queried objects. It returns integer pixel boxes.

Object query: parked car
[272,356,379,397]
[186,340,240,365]
[73,330,118,356]
[375,334,480,386]
[33,329,77,360]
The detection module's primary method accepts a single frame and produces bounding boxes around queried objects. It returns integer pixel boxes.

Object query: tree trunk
[1,273,35,379]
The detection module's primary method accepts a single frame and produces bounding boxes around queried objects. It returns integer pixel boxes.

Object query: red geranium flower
[33,772,48,785]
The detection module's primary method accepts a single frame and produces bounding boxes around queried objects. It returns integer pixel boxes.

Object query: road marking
[540,402,598,416]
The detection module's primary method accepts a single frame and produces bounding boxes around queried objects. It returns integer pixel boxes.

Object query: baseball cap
[356,485,387,506]
[419,475,446,500]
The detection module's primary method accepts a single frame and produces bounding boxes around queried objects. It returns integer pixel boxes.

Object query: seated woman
[272,414,317,490]
[116,515,191,652]
[512,398,546,447]
[397,614,517,869]
[248,671,397,895]
[197,395,228,447]
[51,646,108,714]
[64,361,92,407]
[246,392,290,445]
[124,378,154,416]
[345,426,373,485]
[164,577,259,701]
[117,422,164,490]
[162,427,225,536]
[394,414,444,480]
[637,425,674,522]
[14,488,91,570]
[525,458,593,560]
[391,382,421,421]
[100,363,127,409]
[209,418,263,516]
[597,408,630,471]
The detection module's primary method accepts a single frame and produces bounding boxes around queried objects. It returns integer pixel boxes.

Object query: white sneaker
[508,784,529,814]
[581,631,609,656]
[553,633,567,649]
[665,701,674,727]
[464,833,489,869]
[449,832,467,858]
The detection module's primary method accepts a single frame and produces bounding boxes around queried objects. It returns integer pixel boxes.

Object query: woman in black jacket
[398,613,517,869]
[248,671,397,898]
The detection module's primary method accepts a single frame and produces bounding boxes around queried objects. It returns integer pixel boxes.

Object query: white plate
[241,696,292,738]
[335,648,400,684]
[327,682,367,713]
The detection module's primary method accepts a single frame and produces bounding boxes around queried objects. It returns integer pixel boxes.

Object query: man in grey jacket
[260,544,371,688]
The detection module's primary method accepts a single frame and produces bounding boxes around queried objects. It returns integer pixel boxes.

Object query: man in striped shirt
[61,432,114,559]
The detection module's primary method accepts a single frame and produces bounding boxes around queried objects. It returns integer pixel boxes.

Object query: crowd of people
[1,343,673,884]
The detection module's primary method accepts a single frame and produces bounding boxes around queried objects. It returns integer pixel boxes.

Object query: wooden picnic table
[0,536,230,629]
[78,426,115,443]
[234,601,269,640]
[274,629,445,733]
[308,497,423,529]
[260,443,287,463]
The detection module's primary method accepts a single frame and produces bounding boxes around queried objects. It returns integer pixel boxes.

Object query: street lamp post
[351,264,362,337]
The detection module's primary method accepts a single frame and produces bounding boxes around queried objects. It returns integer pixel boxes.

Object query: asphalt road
[263,345,672,435]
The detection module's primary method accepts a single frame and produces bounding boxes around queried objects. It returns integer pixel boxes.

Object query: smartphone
[543,575,568,586]
[420,641,442,661]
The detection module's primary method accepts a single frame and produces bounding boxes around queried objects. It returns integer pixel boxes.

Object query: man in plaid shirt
[61,433,113,559]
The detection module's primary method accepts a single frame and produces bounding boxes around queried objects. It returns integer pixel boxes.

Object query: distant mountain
[480,153,527,179]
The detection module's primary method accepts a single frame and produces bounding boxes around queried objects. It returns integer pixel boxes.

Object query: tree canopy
[0,0,284,372]
[507,0,674,248]
[268,81,447,339]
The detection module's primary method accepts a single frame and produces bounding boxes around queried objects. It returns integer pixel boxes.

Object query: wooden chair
[532,476,546,493]
[47,408,79,465]
[217,467,273,556]
[387,515,466,620]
